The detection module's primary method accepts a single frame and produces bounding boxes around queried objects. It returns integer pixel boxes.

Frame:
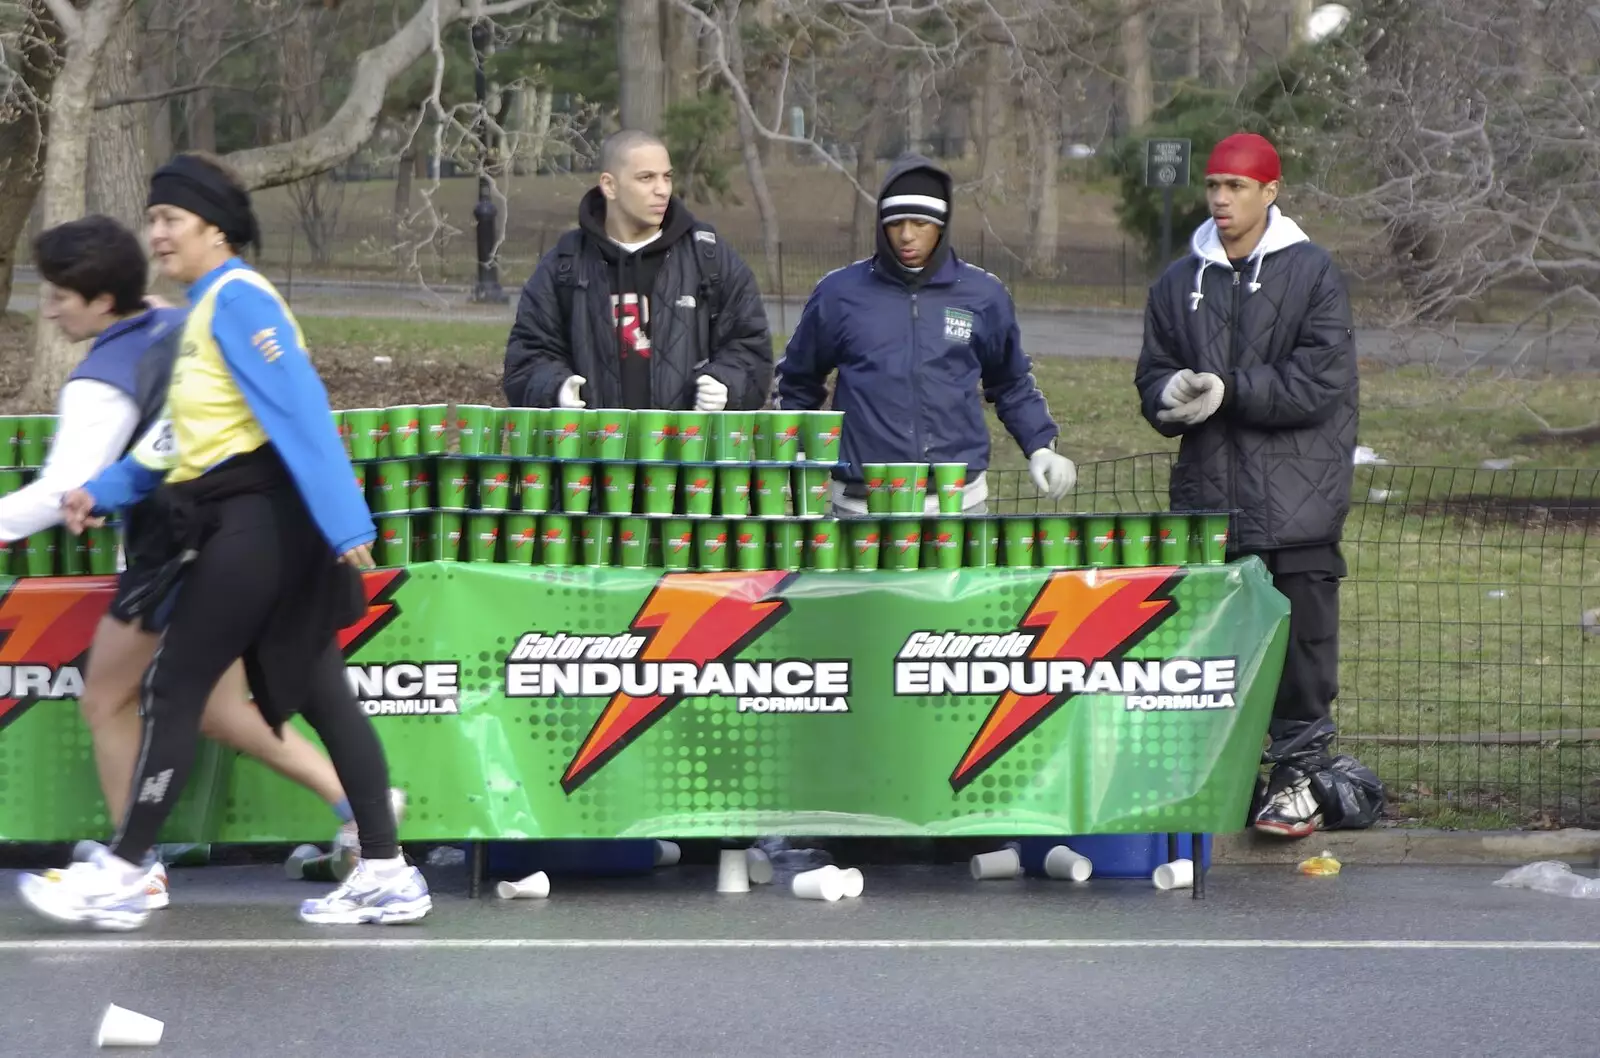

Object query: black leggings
[109,492,398,865]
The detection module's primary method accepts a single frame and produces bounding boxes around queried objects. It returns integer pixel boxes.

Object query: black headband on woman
[146,155,260,251]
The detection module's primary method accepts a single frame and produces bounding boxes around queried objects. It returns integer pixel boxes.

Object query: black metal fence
[988,454,1600,827]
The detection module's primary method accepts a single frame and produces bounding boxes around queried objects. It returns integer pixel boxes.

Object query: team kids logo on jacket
[890,568,1240,791]
[943,307,974,344]
[501,571,852,793]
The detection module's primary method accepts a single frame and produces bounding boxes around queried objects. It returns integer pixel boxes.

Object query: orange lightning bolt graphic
[0,577,115,730]
[336,568,407,656]
[562,570,792,792]
[950,567,1182,791]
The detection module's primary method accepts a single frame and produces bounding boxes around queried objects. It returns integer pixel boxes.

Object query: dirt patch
[316,350,506,409]
[1405,494,1600,529]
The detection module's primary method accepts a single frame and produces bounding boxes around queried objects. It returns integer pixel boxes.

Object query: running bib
[129,416,179,472]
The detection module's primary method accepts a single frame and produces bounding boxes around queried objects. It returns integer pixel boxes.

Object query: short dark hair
[601,130,668,177]
[32,215,148,315]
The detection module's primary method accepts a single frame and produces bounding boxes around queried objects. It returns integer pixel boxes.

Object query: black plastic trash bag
[1252,718,1387,831]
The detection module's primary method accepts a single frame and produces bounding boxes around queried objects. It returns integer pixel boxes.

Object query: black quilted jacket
[1134,209,1359,551]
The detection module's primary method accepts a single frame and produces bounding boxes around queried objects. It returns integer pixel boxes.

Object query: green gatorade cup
[640,463,679,516]
[502,408,537,458]
[561,462,596,514]
[429,512,463,562]
[453,404,493,456]
[476,460,514,512]
[696,519,731,570]
[767,411,804,462]
[58,529,85,575]
[375,515,412,567]
[887,463,924,516]
[85,524,118,575]
[717,465,751,518]
[384,405,420,458]
[601,463,637,515]
[1119,514,1155,567]
[549,412,585,458]
[593,409,631,461]
[539,514,573,566]
[419,404,450,455]
[796,466,832,517]
[634,410,675,461]
[1085,515,1119,567]
[932,463,967,515]
[681,468,715,517]
[863,464,891,516]
[885,521,922,571]
[466,513,501,562]
[712,411,756,463]
[929,519,963,570]
[344,408,383,462]
[401,459,431,511]
[734,520,767,571]
[503,513,539,564]
[848,520,881,571]
[1202,514,1230,565]
[804,411,844,464]
[806,520,842,571]
[751,467,791,517]
[436,458,474,510]
[661,519,695,570]
[770,520,804,572]
[366,464,406,514]
[616,518,649,569]
[518,462,551,513]
[579,518,614,567]
[1000,517,1037,567]
[1157,514,1193,565]
[675,413,710,462]
[1035,515,1072,567]
[576,409,607,459]
[964,519,999,568]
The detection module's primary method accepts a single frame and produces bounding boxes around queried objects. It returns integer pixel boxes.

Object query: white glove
[557,374,587,409]
[1157,371,1225,427]
[1028,447,1077,500]
[694,374,729,412]
[1159,369,1204,408]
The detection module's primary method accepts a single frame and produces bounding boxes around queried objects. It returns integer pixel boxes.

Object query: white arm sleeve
[0,379,140,542]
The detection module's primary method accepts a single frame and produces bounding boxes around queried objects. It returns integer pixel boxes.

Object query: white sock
[363,855,408,877]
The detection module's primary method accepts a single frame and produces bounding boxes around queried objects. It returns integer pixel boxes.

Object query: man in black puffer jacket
[1135,132,1380,839]
[503,130,772,412]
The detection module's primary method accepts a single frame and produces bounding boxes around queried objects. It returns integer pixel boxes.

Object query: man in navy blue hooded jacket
[775,155,1076,513]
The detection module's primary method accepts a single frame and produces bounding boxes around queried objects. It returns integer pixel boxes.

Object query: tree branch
[38,0,79,39]
[94,80,237,110]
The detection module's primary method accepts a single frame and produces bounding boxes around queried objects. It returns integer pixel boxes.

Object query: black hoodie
[873,154,956,290]
[577,187,698,409]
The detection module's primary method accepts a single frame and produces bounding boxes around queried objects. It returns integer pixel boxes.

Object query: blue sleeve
[210,285,375,554]
[85,453,166,512]
[978,286,1058,455]
[773,284,837,411]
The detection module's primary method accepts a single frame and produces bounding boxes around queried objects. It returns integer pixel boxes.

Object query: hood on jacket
[874,154,955,288]
[1187,205,1310,311]
[578,186,698,259]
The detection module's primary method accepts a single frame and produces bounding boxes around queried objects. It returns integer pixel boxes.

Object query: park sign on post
[1143,139,1192,189]
[1144,138,1192,265]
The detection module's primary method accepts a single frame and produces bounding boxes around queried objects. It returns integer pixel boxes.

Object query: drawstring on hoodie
[1188,205,1302,312]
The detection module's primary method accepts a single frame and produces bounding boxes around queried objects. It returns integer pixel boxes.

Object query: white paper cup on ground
[1152,858,1195,890]
[838,866,865,899]
[970,847,1022,880]
[1043,845,1093,882]
[653,840,681,867]
[745,846,774,885]
[97,1003,164,1048]
[495,871,550,899]
[717,848,750,893]
[792,865,844,902]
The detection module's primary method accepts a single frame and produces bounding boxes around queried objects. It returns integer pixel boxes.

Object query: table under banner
[0,559,1288,847]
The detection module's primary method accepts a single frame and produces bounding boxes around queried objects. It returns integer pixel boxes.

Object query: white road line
[0,938,1597,953]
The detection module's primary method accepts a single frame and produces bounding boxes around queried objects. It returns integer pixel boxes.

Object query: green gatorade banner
[0,561,1288,841]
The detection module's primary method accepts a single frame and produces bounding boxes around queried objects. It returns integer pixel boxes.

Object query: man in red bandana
[1134,132,1383,839]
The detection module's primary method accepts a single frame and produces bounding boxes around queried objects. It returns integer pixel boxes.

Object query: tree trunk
[906,69,925,156]
[617,0,665,133]
[851,83,887,256]
[1290,0,1314,43]
[1120,0,1155,129]
[1023,88,1061,275]
[0,2,61,317]
[662,0,698,107]
[724,7,780,288]
[88,8,152,234]
[28,0,133,409]
[1210,0,1244,86]
[143,0,176,166]
[975,46,1012,186]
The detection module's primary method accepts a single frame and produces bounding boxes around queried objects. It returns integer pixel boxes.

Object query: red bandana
[1206,133,1282,184]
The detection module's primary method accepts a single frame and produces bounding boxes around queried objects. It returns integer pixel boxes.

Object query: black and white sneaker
[1252,767,1323,839]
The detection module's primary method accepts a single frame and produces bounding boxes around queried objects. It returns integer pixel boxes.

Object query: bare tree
[0,1,60,313]
[618,0,664,132]
[86,4,148,233]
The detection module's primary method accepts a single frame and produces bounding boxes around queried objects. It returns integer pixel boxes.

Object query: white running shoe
[18,843,151,932]
[46,853,170,910]
[331,788,408,880]
[298,859,431,925]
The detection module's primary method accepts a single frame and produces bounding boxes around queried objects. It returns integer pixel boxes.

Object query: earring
[214,237,225,247]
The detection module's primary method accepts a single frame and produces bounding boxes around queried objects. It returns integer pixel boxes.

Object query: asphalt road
[9,271,1597,372]
[0,861,1593,1057]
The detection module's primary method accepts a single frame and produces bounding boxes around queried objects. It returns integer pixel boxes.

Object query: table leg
[1191,833,1206,900]
[1167,832,1179,864]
